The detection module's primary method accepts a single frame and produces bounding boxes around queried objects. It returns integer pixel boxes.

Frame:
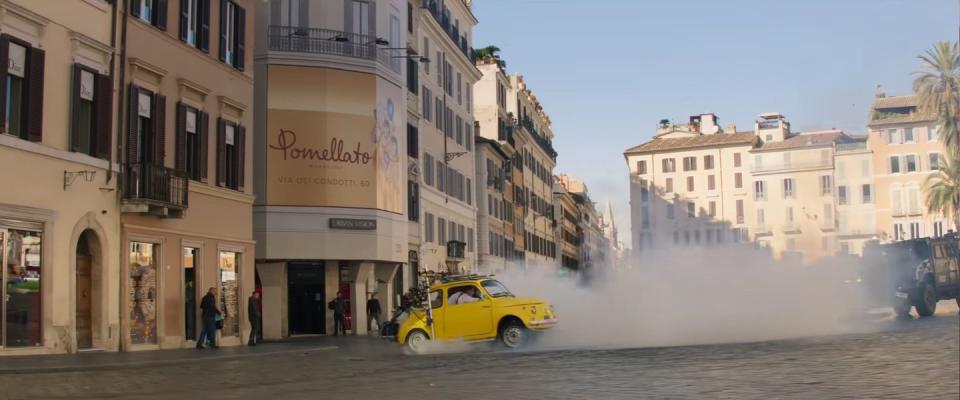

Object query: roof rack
[438,274,495,283]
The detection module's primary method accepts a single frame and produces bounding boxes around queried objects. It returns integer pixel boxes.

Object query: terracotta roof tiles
[623,132,758,155]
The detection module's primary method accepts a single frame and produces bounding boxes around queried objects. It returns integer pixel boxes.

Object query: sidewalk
[0,335,400,375]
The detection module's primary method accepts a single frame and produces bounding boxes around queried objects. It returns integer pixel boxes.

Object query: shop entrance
[287,263,325,335]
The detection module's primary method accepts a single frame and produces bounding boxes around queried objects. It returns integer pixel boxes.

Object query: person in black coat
[197,287,219,349]
[248,291,261,346]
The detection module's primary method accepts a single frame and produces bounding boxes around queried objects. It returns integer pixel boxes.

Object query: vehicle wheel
[914,283,937,317]
[892,301,912,318]
[499,320,528,349]
[405,330,429,353]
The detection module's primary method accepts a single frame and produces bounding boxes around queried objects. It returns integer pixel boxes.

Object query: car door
[444,284,493,340]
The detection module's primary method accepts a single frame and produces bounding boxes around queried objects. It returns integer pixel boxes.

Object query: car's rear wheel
[405,330,429,353]
[499,320,528,349]
[914,282,937,317]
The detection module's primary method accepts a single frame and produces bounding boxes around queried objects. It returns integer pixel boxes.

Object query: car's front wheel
[914,282,937,317]
[499,320,528,349]
[892,300,912,318]
[405,329,429,354]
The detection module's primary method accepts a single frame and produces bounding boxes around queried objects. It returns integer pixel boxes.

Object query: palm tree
[913,41,960,157]
[923,154,960,231]
[472,45,506,69]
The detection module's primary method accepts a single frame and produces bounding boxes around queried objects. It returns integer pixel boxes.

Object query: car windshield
[481,280,513,297]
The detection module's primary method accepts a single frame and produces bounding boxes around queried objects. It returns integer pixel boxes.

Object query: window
[861,159,870,177]
[407,124,418,158]
[903,127,915,143]
[70,64,113,159]
[455,115,463,145]
[127,85,165,165]
[736,199,744,224]
[687,202,695,218]
[438,217,446,243]
[133,0,168,29]
[889,156,900,173]
[892,187,903,215]
[893,223,904,241]
[754,181,766,201]
[466,178,472,205]
[733,152,742,167]
[407,59,419,94]
[456,72,462,104]
[175,102,208,181]
[421,87,431,121]
[905,154,917,172]
[662,158,676,173]
[640,179,649,202]
[933,221,945,237]
[407,1,413,32]
[735,172,743,189]
[709,201,716,217]
[704,155,715,170]
[636,160,647,175]
[909,222,921,239]
[218,251,241,337]
[819,175,833,195]
[929,153,943,170]
[757,208,765,224]
[837,185,847,205]
[665,178,673,193]
[861,184,872,204]
[707,175,716,190]
[129,241,157,344]
[219,0,246,70]
[887,128,900,144]
[467,228,474,252]
[407,181,419,221]
[683,156,697,171]
[837,161,845,179]
[180,0,210,51]
[783,178,795,199]
[786,206,794,223]
[465,122,473,151]
[423,153,434,186]
[436,160,445,191]
[907,186,920,215]
[686,176,694,192]
[424,213,434,242]
[423,38,430,75]
[928,125,939,141]
[823,204,833,226]
[1,36,44,141]
[666,203,675,220]
[217,118,245,191]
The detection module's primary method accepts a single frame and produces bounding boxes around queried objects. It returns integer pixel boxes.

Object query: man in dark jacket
[197,287,218,349]
[248,291,261,346]
[330,292,347,336]
[366,292,381,335]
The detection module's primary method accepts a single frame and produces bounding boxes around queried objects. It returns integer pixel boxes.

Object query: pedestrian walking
[197,287,219,349]
[367,292,381,335]
[328,292,347,336]
[248,291,261,346]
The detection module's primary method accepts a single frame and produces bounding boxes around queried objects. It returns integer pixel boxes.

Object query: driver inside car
[448,286,481,305]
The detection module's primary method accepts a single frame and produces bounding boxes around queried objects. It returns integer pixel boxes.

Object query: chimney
[700,113,719,134]
[725,124,737,133]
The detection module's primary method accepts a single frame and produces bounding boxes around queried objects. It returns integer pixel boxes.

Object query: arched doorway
[75,230,100,350]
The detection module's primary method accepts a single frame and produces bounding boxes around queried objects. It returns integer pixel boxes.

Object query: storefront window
[129,242,157,345]
[184,247,198,341]
[2,229,42,347]
[219,251,240,337]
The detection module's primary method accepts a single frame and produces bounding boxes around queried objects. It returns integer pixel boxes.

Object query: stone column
[374,263,400,321]
[257,262,286,340]
[324,260,339,335]
[347,262,375,335]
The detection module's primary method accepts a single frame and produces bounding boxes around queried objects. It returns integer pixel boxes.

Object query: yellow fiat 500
[397,277,557,352]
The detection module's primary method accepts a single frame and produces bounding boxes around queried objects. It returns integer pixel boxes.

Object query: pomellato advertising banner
[266,66,403,214]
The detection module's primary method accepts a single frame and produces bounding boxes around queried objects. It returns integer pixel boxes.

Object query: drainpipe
[115,0,130,352]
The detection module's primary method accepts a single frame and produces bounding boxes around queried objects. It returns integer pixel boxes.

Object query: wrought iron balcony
[446,240,466,260]
[421,0,475,62]
[122,163,188,217]
[268,25,400,74]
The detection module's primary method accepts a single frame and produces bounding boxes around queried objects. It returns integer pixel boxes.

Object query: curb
[0,345,338,375]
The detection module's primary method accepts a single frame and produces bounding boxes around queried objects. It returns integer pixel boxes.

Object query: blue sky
[471,0,958,248]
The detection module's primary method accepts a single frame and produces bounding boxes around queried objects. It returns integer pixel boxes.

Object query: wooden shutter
[94,72,113,160]
[24,47,44,142]
[178,0,189,41]
[70,64,83,151]
[0,35,8,132]
[199,111,209,182]
[216,117,226,186]
[153,94,166,165]
[200,0,210,52]
[156,0,169,30]
[126,84,141,163]
[131,0,143,18]
[236,5,245,71]
[175,102,187,171]
[237,124,245,191]
[218,0,227,61]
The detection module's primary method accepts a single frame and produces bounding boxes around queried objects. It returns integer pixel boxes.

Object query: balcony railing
[754,224,772,235]
[751,159,833,173]
[268,25,400,74]
[782,223,801,233]
[122,163,188,212]
[446,240,466,260]
[422,0,476,62]
[521,117,557,160]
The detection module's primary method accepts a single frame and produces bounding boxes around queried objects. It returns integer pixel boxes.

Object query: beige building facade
[119,0,256,350]
[0,0,121,355]
[834,137,877,255]
[475,136,515,274]
[254,0,409,338]
[867,95,950,241]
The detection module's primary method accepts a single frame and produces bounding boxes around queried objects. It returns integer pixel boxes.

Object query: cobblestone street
[0,309,957,400]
